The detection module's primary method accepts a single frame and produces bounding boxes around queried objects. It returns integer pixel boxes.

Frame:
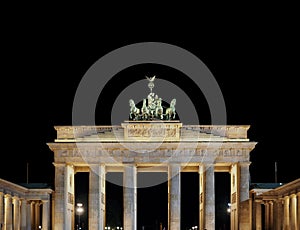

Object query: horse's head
[170,99,176,107]
[129,99,135,108]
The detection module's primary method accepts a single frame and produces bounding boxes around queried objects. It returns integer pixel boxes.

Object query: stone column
[168,164,181,230]
[35,202,40,229]
[42,200,50,230]
[290,194,297,230]
[230,164,238,230]
[204,164,215,230]
[239,163,250,202]
[26,201,31,230]
[283,195,290,230]
[297,192,300,230]
[274,199,283,230]
[0,192,4,230]
[20,199,27,230]
[269,201,274,230]
[4,194,12,230]
[265,202,269,230]
[30,201,35,230]
[199,165,205,230]
[123,164,137,230]
[89,164,106,230]
[53,163,66,230]
[13,196,20,230]
[255,201,262,230]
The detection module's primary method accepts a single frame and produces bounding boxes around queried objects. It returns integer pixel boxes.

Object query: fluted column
[35,202,40,229]
[297,192,300,230]
[274,199,283,230]
[13,196,20,230]
[204,164,215,230]
[4,194,12,230]
[0,192,4,229]
[269,201,274,230]
[26,201,31,230]
[239,163,250,202]
[42,200,50,230]
[53,163,74,230]
[255,201,262,230]
[20,198,27,230]
[290,194,297,230]
[199,165,205,230]
[53,163,65,230]
[30,201,36,230]
[230,164,238,230]
[89,164,106,230]
[123,164,137,230]
[283,195,290,230]
[265,202,269,230]
[168,164,181,230]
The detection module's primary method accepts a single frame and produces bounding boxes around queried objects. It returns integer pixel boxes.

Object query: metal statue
[128,76,177,121]
[129,99,140,120]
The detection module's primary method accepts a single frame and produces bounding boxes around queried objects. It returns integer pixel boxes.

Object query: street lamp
[76,203,84,230]
[227,203,231,214]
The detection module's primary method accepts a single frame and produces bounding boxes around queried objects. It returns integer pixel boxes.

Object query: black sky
[1,7,299,228]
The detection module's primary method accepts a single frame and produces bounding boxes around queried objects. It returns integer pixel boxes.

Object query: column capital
[290,193,297,198]
[284,195,290,201]
[41,200,49,204]
[255,199,263,203]
[263,201,269,206]
[30,200,36,205]
[4,193,12,198]
[297,191,300,197]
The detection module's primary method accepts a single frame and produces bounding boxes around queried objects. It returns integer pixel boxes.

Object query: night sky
[1,9,299,229]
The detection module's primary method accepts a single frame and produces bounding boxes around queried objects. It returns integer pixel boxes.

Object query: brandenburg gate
[47,78,257,230]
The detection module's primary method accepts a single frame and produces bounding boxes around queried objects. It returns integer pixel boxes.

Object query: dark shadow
[215,172,230,230]
[181,172,199,230]
[137,172,168,230]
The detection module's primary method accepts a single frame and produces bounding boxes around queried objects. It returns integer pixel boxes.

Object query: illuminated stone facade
[0,178,52,230]
[48,121,257,230]
[250,179,300,230]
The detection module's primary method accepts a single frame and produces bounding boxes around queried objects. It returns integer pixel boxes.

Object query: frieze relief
[126,126,177,138]
[56,148,249,160]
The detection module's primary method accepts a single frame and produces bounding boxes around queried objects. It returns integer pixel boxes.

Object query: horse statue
[141,98,150,120]
[165,98,176,120]
[129,99,140,120]
[155,98,164,119]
